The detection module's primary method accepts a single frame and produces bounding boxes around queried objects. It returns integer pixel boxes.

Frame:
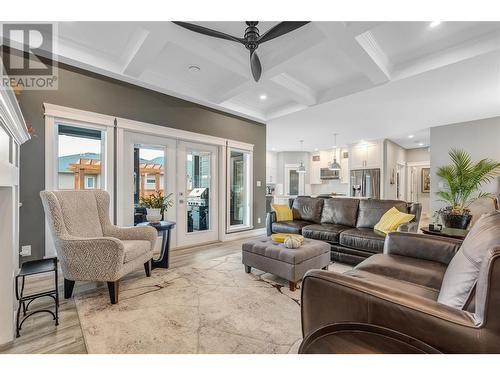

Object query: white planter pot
[146,208,162,223]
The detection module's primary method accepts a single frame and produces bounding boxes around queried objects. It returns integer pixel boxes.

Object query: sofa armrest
[104,225,157,251]
[383,232,462,265]
[266,211,276,236]
[301,270,479,353]
[57,235,126,281]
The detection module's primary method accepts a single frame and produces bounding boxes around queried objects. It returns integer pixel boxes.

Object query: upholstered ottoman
[242,237,331,291]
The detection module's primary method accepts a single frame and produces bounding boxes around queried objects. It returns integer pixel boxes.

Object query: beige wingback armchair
[40,190,157,304]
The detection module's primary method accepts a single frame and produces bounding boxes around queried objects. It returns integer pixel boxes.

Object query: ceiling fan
[172,21,310,82]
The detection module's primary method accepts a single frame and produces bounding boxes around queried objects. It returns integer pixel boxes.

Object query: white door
[176,141,219,247]
[118,131,177,246]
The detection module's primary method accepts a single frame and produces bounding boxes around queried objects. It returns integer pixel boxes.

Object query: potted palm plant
[436,149,500,229]
[138,190,174,223]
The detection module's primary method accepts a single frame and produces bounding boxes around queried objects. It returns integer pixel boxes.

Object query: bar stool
[15,257,59,337]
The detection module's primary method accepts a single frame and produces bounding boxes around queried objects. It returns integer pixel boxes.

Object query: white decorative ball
[284,236,301,249]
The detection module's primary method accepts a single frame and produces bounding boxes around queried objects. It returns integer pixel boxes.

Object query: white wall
[430,116,500,224]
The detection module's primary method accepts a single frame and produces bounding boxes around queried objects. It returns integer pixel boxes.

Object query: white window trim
[226,146,253,233]
[43,103,115,258]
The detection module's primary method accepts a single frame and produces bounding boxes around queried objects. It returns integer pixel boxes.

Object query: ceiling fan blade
[250,50,262,82]
[172,22,244,44]
[258,21,310,44]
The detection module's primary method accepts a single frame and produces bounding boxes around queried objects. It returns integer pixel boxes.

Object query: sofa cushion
[438,211,500,309]
[272,220,311,234]
[302,224,351,243]
[340,228,386,253]
[356,199,408,228]
[292,197,324,224]
[122,240,150,263]
[344,269,440,300]
[374,207,415,234]
[355,253,447,290]
[320,198,360,227]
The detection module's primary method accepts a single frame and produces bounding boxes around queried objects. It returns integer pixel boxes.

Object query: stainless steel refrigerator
[350,169,381,199]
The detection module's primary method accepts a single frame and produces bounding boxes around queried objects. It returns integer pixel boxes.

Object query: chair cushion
[52,190,104,237]
[344,269,440,300]
[292,197,324,224]
[374,207,415,234]
[320,198,360,227]
[356,199,408,229]
[302,224,351,243]
[438,211,500,309]
[272,220,311,234]
[355,253,447,290]
[122,240,151,263]
[271,203,293,222]
[340,228,386,253]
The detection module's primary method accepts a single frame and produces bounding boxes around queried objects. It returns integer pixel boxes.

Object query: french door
[176,141,218,247]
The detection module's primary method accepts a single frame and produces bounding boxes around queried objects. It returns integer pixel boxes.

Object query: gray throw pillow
[438,211,500,309]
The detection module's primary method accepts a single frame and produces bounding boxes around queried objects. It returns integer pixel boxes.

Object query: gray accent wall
[17,62,266,261]
[430,116,500,223]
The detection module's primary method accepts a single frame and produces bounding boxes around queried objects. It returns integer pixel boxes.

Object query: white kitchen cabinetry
[266,151,278,184]
[310,153,322,184]
[349,142,382,170]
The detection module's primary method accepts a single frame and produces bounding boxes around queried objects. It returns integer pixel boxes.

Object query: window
[85,175,96,189]
[57,124,104,190]
[227,148,251,231]
[134,146,165,206]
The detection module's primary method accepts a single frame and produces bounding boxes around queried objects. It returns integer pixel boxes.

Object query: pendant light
[297,140,306,174]
[329,133,342,171]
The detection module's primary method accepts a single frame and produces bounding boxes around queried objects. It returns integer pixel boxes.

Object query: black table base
[15,257,59,338]
[137,220,176,269]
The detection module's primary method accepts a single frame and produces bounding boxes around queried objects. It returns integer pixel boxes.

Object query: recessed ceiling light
[314,148,319,151]
[408,134,414,138]
[429,21,441,28]
[259,94,267,100]
[188,65,200,72]
[418,142,425,146]
[271,147,276,151]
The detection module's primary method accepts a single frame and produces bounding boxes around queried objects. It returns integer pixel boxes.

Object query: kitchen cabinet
[310,153,322,184]
[349,142,382,170]
[266,151,278,183]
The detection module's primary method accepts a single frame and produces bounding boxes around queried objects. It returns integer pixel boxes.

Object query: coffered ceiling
[1,21,499,149]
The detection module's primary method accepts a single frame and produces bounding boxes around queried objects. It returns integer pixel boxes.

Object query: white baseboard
[222,227,266,242]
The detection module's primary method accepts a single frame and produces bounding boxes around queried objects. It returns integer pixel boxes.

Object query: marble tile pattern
[75,253,351,354]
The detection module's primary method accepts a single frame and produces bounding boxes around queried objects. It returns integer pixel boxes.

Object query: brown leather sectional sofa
[266,196,421,264]
[301,210,500,353]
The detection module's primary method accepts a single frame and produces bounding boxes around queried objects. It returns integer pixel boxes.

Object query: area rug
[75,253,348,354]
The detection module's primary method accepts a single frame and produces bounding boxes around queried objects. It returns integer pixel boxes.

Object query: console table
[420,226,468,240]
[137,220,176,269]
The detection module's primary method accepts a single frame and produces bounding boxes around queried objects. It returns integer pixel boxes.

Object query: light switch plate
[256,180,262,187]
[20,245,31,257]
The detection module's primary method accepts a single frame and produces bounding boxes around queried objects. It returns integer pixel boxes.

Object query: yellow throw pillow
[271,233,304,244]
[271,203,293,222]
[374,207,415,234]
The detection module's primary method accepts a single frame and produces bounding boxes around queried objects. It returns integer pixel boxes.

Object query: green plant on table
[436,149,500,215]
[138,190,174,216]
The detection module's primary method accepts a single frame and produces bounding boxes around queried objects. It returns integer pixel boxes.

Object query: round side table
[137,220,176,269]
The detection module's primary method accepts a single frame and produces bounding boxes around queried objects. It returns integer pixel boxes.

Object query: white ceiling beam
[314,22,391,85]
[344,22,384,36]
[270,73,317,106]
[391,30,500,80]
[121,27,168,77]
